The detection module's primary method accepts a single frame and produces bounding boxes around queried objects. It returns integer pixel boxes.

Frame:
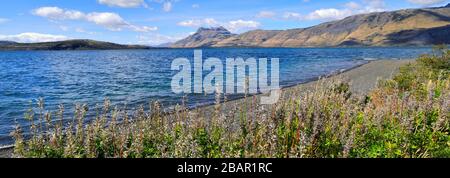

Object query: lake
[0,47,433,145]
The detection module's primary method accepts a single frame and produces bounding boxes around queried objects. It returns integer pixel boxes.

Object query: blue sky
[0,0,449,45]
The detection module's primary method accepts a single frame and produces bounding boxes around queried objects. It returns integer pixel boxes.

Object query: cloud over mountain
[177,18,260,33]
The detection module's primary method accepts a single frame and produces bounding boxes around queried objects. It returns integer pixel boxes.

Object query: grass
[10,47,450,158]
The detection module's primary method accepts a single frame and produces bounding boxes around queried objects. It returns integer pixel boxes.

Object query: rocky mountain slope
[172,4,450,48]
[171,26,236,48]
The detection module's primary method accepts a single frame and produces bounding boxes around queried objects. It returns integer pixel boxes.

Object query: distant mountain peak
[171,26,235,48]
[197,26,231,33]
[446,3,450,7]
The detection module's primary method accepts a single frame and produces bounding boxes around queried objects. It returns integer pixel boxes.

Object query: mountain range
[171,4,450,48]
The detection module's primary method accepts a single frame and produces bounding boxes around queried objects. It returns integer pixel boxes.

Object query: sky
[0,0,449,46]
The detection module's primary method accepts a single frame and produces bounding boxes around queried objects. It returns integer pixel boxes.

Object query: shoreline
[178,60,371,111]
[0,59,414,158]
[194,59,413,119]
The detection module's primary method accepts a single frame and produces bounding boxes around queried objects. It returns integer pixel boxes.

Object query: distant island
[172,4,450,48]
[0,39,152,50]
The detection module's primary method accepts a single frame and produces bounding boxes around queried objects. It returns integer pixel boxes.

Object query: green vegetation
[0,39,151,50]
[11,48,449,158]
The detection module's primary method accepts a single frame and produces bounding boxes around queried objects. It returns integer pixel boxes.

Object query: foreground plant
[11,49,450,158]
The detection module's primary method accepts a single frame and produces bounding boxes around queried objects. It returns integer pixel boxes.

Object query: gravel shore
[197,59,414,117]
[0,59,413,158]
[326,59,414,94]
[0,145,13,158]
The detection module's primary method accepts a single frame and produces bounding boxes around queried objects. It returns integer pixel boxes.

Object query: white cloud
[152,0,178,12]
[177,18,219,27]
[256,11,276,18]
[32,7,84,20]
[177,18,260,33]
[98,0,147,8]
[0,18,9,24]
[192,4,200,8]
[361,0,386,12]
[163,1,172,12]
[305,8,353,20]
[407,0,446,6]
[177,20,196,27]
[283,12,303,20]
[33,7,157,32]
[0,32,70,43]
[345,2,361,9]
[130,25,158,32]
[225,20,260,33]
[284,0,387,21]
[137,32,188,45]
[84,12,129,31]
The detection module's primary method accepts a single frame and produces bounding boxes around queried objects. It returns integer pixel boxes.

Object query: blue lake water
[0,47,433,145]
